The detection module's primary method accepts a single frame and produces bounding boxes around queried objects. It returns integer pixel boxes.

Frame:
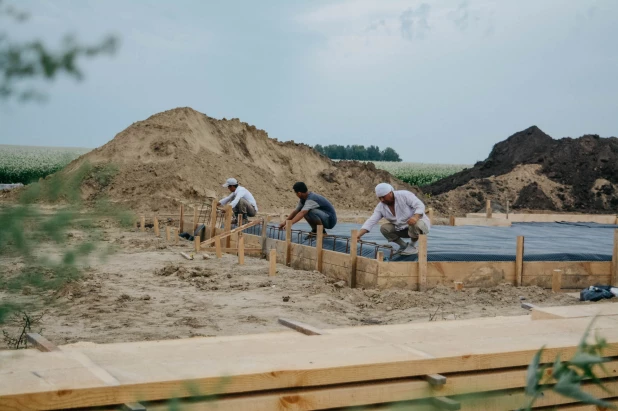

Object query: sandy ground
[0,225,593,348]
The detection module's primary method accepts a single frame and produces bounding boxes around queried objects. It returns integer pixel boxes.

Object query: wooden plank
[485,199,491,219]
[322,249,349,267]
[552,269,562,292]
[269,249,277,276]
[453,217,511,227]
[200,220,262,246]
[238,233,245,265]
[224,205,232,248]
[350,230,358,288]
[516,236,524,287]
[612,229,618,286]
[426,262,515,287]
[209,199,218,239]
[466,212,618,224]
[202,248,261,253]
[278,318,325,336]
[179,204,184,233]
[140,215,145,232]
[316,225,324,273]
[285,220,292,267]
[25,333,60,352]
[418,235,427,291]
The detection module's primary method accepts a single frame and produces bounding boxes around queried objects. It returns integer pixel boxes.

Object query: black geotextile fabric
[238,221,617,263]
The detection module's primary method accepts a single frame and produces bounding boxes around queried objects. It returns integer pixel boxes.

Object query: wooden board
[531,303,618,320]
[453,217,512,227]
[466,212,617,224]
[3,316,618,409]
[427,262,515,287]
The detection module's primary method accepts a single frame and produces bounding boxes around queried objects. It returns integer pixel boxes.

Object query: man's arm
[403,191,425,225]
[278,208,301,229]
[358,208,383,238]
[218,193,234,207]
[229,187,246,208]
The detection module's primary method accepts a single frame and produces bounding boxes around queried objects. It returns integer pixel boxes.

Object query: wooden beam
[26,333,60,352]
[193,207,198,232]
[165,226,171,242]
[269,248,277,276]
[350,229,358,288]
[432,396,460,410]
[515,236,524,287]
[610,229,618,287]
[179,204,184,233]
[200,220,262,246]
[224,205,232,248]
[278,318,325,336]
[424,374,446,387]
[418,235,427,292]
[209,200,218,239]
[485,199,492,219]
[140,215,145,232]
[238,233,245,265]
[316,224,324,273]
[285,220,292,266]
[552,269,562,293]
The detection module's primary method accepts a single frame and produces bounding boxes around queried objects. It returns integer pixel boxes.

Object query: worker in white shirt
[358,183,430,255]
[218,178,258,225]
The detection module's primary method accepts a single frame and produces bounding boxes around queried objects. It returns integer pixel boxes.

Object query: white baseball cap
[222,178,238,187]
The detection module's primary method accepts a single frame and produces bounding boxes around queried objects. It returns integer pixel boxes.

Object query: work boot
[399,244,418,255]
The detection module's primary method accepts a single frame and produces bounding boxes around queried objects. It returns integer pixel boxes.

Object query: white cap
[375,183,394,197]
[222,178,238,187]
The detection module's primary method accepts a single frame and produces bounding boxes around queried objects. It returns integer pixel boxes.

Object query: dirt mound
[62,107,418,214]
[426,126,618,215]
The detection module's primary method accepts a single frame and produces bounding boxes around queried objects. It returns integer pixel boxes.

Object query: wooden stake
[154,216,159,237]
[427,208,434,225]
[140,215,145,232]
[418,234,427,291]
[611,232,618,287]
[215,237,222,258]
[165,226,171,242]
[316,224,324,273]
[193,206,198,232]
[269,249,277,276]
[449,215,455,226]
[238,232,245,265]
[179,204,184,233]
[285,220,292,266]
[486,199,492,219]
[377,251,384,277]
[515,236,525,287]
[454,281,464,291]
[224,205,233,248]
[349,229,358,288]
[506,199,510,219]
[552,269,562,293]
[174,228,179,245]
[194,235,200,252]
[261,215,271,258]
[209,199,218,239]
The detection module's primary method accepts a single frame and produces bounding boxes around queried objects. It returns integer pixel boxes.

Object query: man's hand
[358,228,369,238]
[407,216,419,226]
[278,221,287,230]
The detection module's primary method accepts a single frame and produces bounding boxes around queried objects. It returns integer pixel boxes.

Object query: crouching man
[218,178,258,225]
[358,183,430,255]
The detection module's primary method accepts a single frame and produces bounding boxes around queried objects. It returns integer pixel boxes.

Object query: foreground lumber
[3,316,618,410]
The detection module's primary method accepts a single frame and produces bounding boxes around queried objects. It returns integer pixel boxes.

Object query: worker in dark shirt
[278,182,337,234]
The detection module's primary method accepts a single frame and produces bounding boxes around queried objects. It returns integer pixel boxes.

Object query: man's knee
[380,223,396,236]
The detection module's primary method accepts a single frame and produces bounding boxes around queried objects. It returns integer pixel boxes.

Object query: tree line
[314,144,402,162]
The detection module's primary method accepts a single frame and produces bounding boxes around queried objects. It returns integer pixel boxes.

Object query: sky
[1,0,617,164]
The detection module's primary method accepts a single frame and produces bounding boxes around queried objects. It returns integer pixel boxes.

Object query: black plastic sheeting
[239,221,618,263]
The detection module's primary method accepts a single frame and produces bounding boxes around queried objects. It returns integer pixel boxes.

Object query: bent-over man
[278,182,337,234]
[358,183,430,255]
[218,178,258,224]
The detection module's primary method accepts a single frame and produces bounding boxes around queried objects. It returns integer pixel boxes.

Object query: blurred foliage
[0,0,118,102]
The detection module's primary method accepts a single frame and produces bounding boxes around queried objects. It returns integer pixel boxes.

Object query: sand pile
[426,126,618,215]
[64,107,416,214]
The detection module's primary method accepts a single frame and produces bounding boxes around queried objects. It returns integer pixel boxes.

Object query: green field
[0,145,91,184]
[371,161,471,186]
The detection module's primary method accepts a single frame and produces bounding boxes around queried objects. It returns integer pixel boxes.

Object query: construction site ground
[0,224,595,349]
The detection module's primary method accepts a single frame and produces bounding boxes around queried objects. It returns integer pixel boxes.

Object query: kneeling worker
[278,182,337,233]
[358,183,430,255]
[218,178,258,224]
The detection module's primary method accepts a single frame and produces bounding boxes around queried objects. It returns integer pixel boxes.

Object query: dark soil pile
[426,126,618,215]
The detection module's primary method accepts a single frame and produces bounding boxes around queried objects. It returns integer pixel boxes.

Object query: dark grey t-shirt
[295,192,337,220]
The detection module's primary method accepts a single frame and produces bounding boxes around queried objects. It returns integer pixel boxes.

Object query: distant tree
[381,147,402,162]
[351,145,368,161]
[367,145,382,161]
[314,144,324,155]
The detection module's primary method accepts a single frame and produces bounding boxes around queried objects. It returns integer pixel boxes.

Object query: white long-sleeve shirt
[219,186,258,212]
[361,190,431,232]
